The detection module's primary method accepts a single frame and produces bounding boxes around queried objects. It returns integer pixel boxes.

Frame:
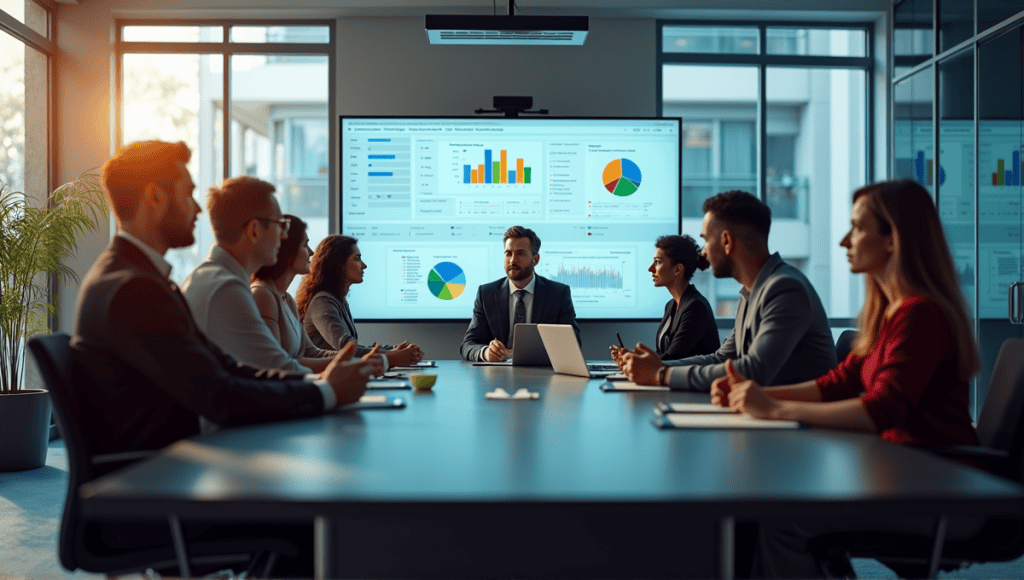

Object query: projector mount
[475,96,549,117]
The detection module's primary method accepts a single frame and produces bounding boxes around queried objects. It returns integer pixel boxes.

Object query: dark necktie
[510,289,527,347]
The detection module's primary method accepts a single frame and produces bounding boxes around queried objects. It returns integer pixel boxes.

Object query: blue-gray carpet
[2,439,1024,579]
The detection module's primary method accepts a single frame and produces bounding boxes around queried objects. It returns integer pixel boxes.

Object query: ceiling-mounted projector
[425,1,588,46]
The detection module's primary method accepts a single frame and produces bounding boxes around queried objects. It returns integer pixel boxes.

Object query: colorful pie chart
[602,158,642,196]
[428,261,466,300]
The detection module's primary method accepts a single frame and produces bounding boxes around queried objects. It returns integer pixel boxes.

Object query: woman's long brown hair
[852,179,979,380]
[295,234,358,321]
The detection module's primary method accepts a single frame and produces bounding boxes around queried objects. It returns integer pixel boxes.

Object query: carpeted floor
[0,439,106,580]
[2,439,1024,580]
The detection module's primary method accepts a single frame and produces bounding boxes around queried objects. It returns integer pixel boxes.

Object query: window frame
[0,0,57,327]
[657,19,875,327]
[113,18,337,231]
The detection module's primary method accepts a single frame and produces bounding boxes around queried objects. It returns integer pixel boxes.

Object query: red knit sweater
[816,294,979,448]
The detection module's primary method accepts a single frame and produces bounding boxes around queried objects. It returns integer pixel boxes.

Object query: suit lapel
[530,276,546,323]
[494,279,511,344]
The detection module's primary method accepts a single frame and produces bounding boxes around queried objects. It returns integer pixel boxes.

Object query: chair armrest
[92,451,156,465]
[930,445,1009,461]
[930,445,1013,478]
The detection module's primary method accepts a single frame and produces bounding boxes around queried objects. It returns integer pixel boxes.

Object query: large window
[116,21,334,291]
[0,1,51,201]
[659,22,872,321]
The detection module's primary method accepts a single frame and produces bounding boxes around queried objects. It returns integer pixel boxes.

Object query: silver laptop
[473,323,551,367]
[537,324,619,378]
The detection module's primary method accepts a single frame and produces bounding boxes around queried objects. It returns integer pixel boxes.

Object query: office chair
[28,333,297,579]
[809,338,1024,579]
[835,329,857,363]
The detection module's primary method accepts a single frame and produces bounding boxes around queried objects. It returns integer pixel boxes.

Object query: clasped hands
[318,342,424,406]
[710,359,781,419]
[609,342,665,385]
[609,343,781,419]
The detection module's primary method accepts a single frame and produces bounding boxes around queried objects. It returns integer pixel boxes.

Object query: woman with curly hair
[297,235,423,369]
[610,234,720,366]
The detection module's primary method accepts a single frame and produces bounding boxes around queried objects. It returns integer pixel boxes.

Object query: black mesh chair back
[975,338,1024,480]
[28,333,295,577]
[835,329,858,364]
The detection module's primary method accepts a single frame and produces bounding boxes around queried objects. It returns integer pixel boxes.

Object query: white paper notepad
[600,381,670,392]
[658,414,801,429]
[656,402,736,414]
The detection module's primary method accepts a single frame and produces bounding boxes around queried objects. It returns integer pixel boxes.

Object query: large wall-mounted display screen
[340,116,682,320]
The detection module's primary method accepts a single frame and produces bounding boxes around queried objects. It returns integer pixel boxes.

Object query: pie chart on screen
[603,158,642,196]
[428,261,466,300]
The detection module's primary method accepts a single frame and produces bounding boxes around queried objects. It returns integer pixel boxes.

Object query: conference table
[80,361,1024,579]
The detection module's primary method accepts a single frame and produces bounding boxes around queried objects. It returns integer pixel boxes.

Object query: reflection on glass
[938,50,976,319]
[979,1,1024,36]
[765,28,866,57]
[122,26,223,42]
[123,53,222,285]
[767,67,866,318]
[231,54,329,295]
[894,0,934,68]
[893,68,935,196]
[230,26,330,44]
[661,26,757,54]
[978,29,1023,320]
[939,0,974,52]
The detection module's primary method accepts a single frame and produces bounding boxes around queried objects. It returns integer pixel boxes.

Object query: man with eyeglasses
[182,175,383,375]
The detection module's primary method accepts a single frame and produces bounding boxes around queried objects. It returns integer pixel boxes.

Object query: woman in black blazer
[612,235,720,363]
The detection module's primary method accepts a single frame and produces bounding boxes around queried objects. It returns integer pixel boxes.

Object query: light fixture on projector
[426,1,588,46]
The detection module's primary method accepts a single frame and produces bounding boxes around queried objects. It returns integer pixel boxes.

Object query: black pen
[616,332,625,348]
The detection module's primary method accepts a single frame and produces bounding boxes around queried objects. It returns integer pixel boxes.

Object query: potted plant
[0,174,105,471]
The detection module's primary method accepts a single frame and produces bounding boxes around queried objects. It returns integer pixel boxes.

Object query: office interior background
[0,0,1022,419]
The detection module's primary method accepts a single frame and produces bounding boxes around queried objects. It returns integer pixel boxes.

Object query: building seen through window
[120,24,331,294]
[661,25,869,320]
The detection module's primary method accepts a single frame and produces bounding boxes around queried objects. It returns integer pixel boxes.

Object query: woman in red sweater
[713,178,982,578]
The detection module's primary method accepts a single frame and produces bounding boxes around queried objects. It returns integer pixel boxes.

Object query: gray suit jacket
[665,253,837,392]
[460,275,581,361]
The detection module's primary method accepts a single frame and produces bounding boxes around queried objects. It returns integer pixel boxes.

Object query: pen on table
[616,332,625,349]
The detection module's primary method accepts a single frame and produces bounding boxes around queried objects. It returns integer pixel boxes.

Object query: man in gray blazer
[460,226,581,361]
[623,191,836,391]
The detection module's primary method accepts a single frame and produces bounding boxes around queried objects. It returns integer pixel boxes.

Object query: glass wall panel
[893,67,935,196]
[662,26,757,54]
[123,53,223,285]
[939,0,974,51]
[767,67,865,319]
[978,1,1024,35]
[765,28,866,57]
[231,53,328,295]
[937,50,976,338]
[977,27,1024,397]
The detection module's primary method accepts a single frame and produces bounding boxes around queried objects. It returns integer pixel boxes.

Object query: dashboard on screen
[340,116,682,320]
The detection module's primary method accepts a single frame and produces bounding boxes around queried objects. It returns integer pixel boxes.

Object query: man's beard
[710,255,733,279]
[507,262,534,282]
[161,199,195,249]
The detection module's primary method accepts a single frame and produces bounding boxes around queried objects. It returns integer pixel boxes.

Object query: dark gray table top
[81,361,1024,520]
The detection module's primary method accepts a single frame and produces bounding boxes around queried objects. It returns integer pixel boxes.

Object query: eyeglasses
[254,216,291,230]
